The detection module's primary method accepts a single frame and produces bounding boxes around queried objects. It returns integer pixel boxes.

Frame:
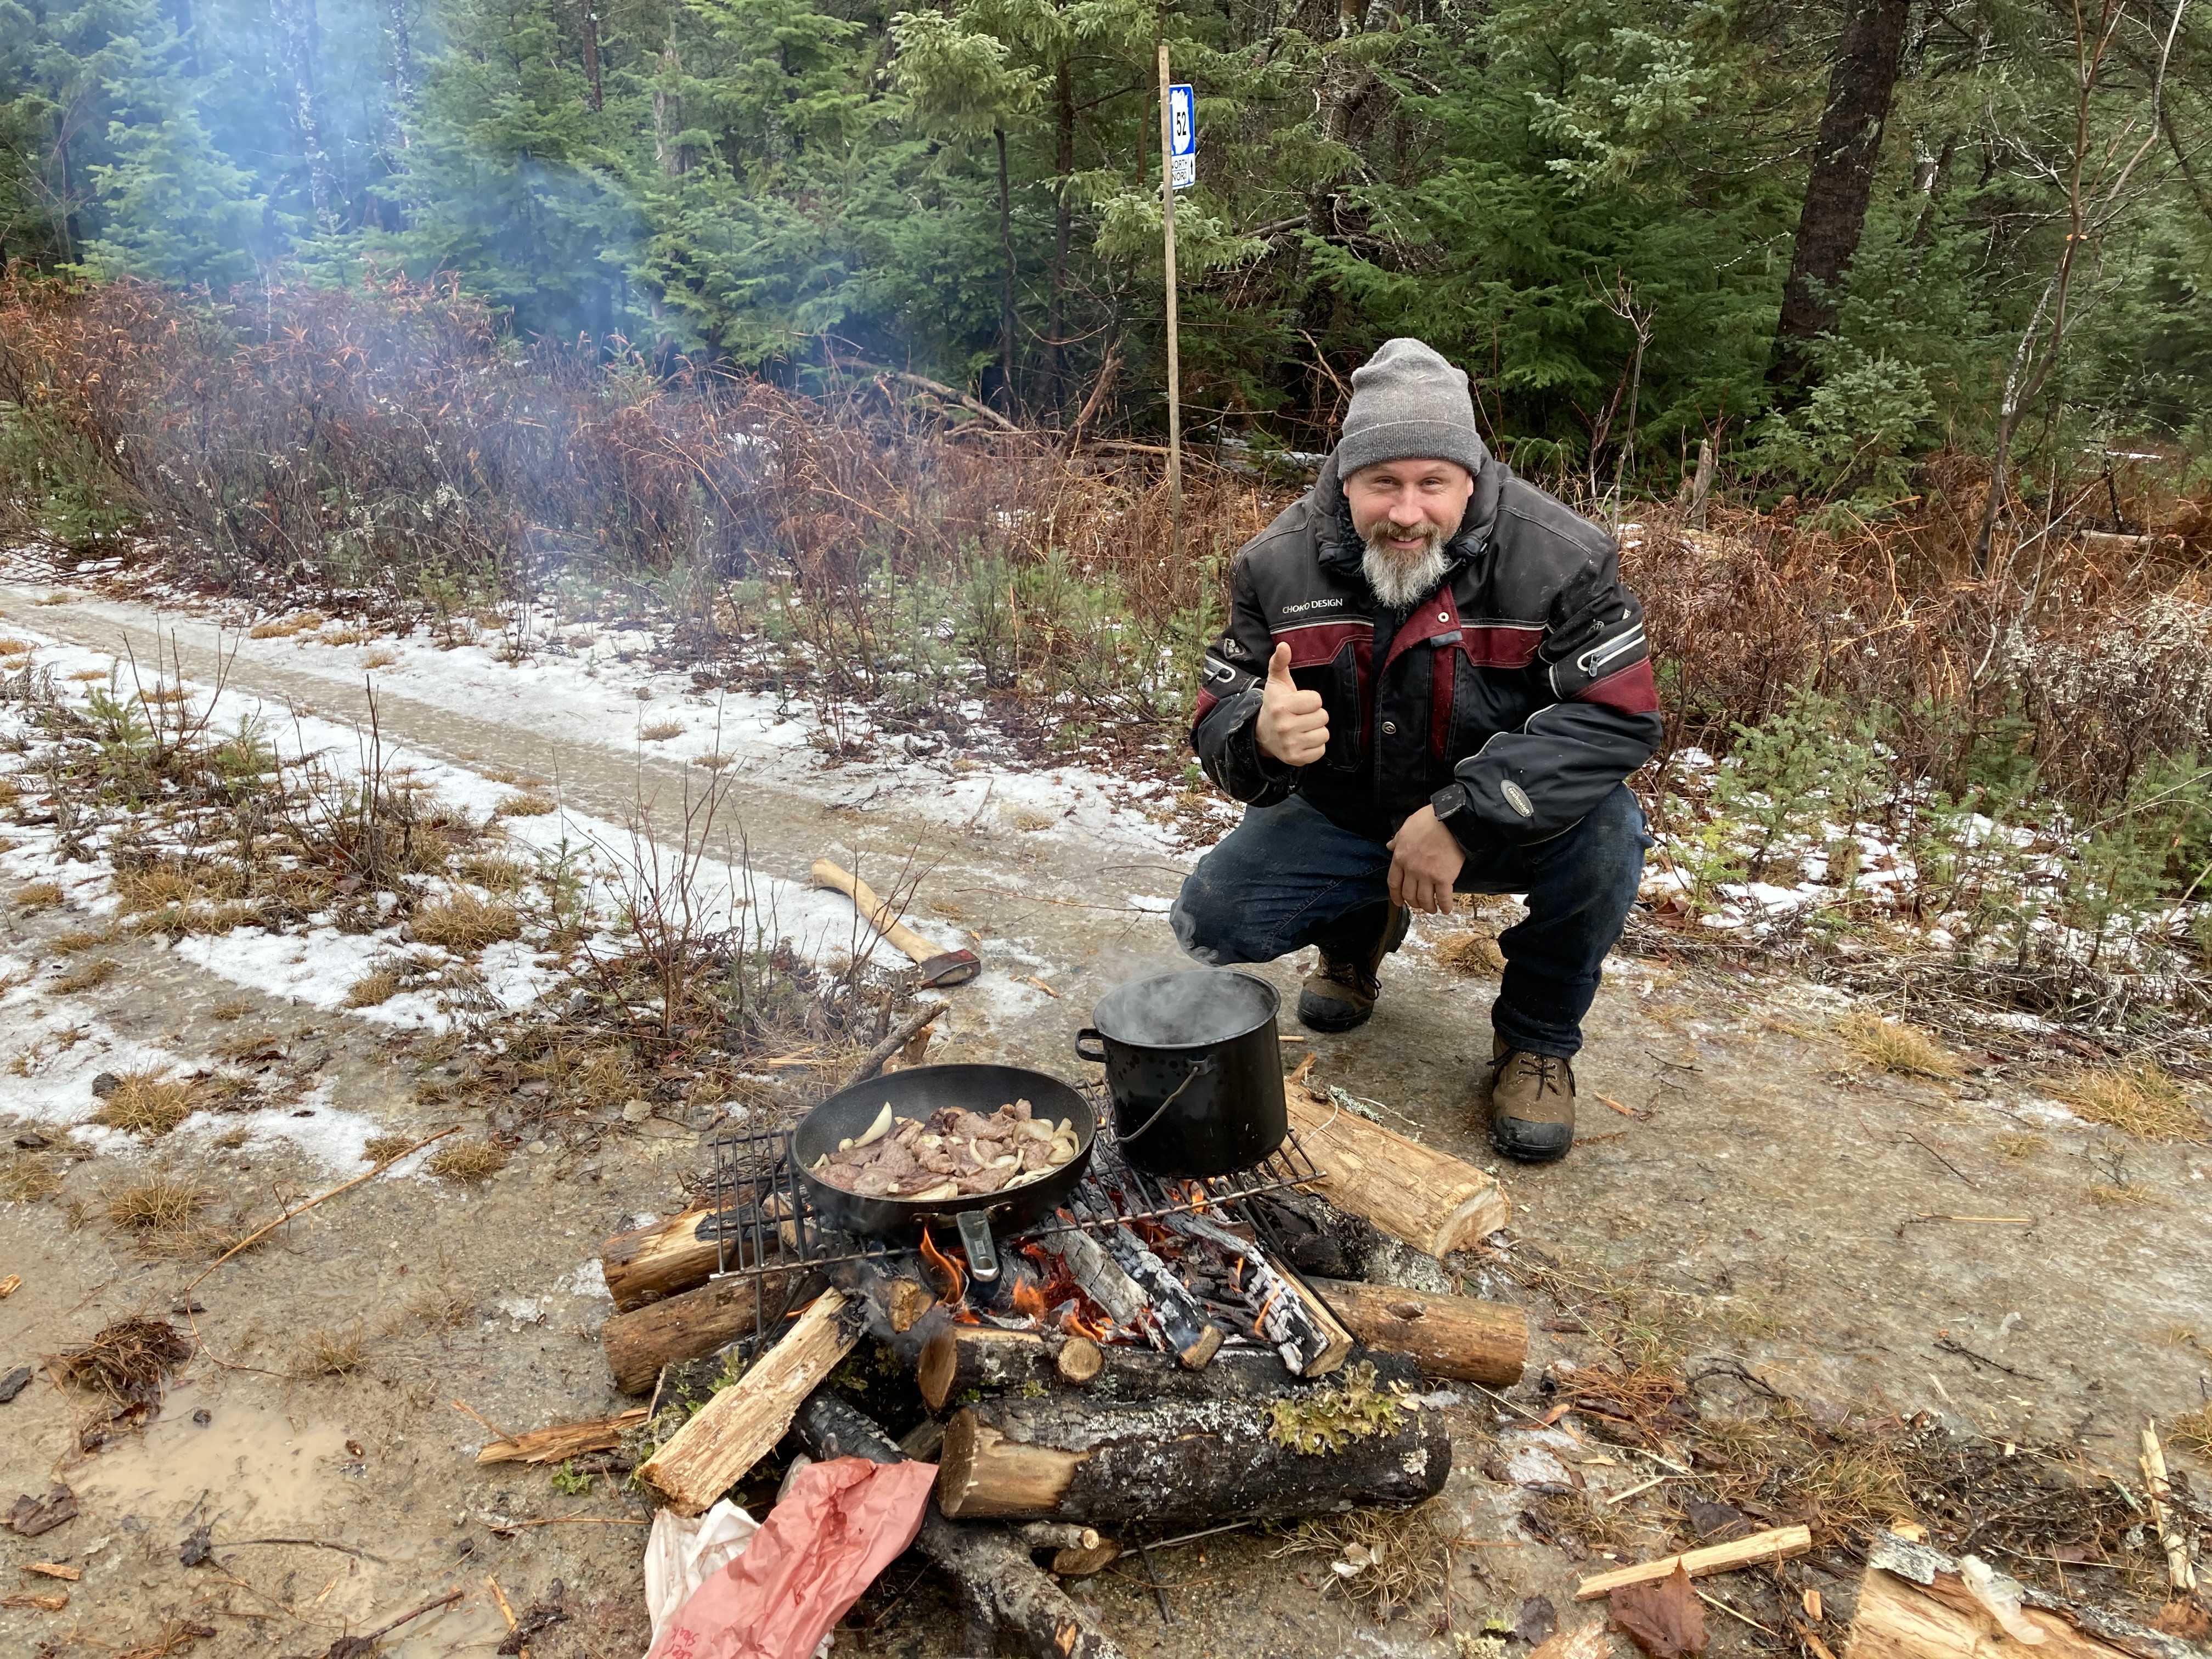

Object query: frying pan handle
[956,1210,1001,1283]
[1073,1028,1108,1064]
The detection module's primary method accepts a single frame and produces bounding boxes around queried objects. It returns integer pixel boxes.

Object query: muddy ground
[2,585,2208,1659]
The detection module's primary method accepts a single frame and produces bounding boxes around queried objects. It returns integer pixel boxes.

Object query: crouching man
[1171,338,1659,1162]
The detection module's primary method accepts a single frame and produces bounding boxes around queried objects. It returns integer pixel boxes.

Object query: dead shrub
[2052,1063,2204,1142]
[427,1139,508,1184]
[104,1178,211,1233]
[92,1071,199,1137]
[18,881,63,909]
[54,957,119,994]
[412,890,523,952]
[1837,1011,1961,1079]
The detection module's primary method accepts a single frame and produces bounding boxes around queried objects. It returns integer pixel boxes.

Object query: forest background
[2,0,2212,1034]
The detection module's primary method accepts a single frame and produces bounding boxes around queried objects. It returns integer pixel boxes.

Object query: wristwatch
[1430,782,1477,832]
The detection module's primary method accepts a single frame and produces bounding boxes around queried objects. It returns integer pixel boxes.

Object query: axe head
[912,949,982,988]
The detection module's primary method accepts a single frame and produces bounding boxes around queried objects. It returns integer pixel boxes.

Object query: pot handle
[1118,1054,1215,1147]
[1073,1028,1108,1064]
[956,1209,1001,1283]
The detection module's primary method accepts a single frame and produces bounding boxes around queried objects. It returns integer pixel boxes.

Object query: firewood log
[794,1392,1128,1659]
[601,1206,723,1311]
[600,1269,812,1395]
[1307,1278,1526,1385]
[635,1292,858,1516]
[1285,1090,1509,1256]
[935,1387,1450,1526]
[915,1328,1114,1412]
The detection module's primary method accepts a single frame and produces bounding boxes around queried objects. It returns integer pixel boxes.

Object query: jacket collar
[1314,445,1502,585]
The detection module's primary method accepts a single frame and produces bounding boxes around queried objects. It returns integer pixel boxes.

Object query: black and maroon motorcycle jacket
[1191,448,1662,850]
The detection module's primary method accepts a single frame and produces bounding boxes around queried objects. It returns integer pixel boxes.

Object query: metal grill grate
[697,1109,1328,1341]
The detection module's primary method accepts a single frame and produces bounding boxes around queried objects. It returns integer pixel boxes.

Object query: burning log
[1051,1221,1147,1327]
[1285,1088,1509,1256]
[916,1328,1106,1413]
[601,1207,722,1312]
[601,1269,815,1396]
[794,1391,1128,1659]
[1162,1210,1351,1378]
[1307,1278,1526,1385]
[1076,1206,1224,1369]
[635,1291,859,1515]
[934,1383,1451,1527]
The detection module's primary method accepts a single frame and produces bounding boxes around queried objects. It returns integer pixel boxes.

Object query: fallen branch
[189,1126,460,1290]
[475,1408,648,1466]
[843,1000,947,1091]
[324,1589,463,1658]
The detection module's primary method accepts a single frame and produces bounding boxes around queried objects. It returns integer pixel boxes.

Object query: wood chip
[24,1563,81,1581]
[0,1274,19,1298]
[1575,1525,1812,1600]
[3,1592,68,1611]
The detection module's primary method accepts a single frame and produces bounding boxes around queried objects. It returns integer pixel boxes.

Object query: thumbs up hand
[1255,641,1330,766]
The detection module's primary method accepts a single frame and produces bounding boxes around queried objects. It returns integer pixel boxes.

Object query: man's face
[1343,458,1474,559]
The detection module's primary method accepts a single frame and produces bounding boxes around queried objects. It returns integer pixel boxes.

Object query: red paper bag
[646,1457,934,1659]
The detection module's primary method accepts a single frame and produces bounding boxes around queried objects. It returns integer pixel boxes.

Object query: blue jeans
[1170,786,1648,1057]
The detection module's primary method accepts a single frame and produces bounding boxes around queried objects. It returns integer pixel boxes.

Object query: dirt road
[3,585,2206,1658]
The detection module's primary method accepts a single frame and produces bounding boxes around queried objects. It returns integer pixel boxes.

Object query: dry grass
[362,648,399,670]
[1275,1503,1452,1623]
[639,719,686,742]
[54,957,119,994]
[136,684,190,705]
[1435,929,1505,975]
[2052,1063,2204,1142]
[345,969,402,1008]
[0,636,31,654]
[66,667,106,681]
[210,999,252,1022]
[2086,1180,2168,1208]
[404,1287,476,1328]
[1,1155,65,1203]
[319,626,369,646]
[2169,1405,2212,1461]
[296,1325,366,1376]
[492,792,556,818]
[1994,1131,2047,1158]
[17,881,63,909]
[112,864,206,914]
[459,851,532,892]
[1838,1011,1962,1079]
[566,1046,637,1113]
[426,1139,509,1184]
[52,927,113,953]
[411,890,523,952]
[92,1071,199,1137]
[693,752,733,772]
[362,1133,416,1163]
[247,612,324,639]
[0,777,19,809]
[104,1178,211,1232]
[52,1315,193,1405]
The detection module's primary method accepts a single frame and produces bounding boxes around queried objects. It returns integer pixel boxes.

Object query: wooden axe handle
[811,859,943,967]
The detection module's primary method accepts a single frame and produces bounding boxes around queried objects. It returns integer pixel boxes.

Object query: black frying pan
[788,1063,1096,1284]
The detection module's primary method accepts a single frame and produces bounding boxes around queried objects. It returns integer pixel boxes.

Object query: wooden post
[1156,38,1183,563]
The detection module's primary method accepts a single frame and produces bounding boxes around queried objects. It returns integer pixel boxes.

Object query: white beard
[1361,526,1449,611]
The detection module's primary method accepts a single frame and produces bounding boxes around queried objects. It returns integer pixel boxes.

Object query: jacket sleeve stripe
[1573,657,1661,714]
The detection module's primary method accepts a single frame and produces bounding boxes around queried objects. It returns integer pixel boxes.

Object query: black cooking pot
[1074,968,1287,1178]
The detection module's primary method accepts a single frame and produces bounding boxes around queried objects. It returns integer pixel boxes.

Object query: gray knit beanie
[1336,338,1488,481]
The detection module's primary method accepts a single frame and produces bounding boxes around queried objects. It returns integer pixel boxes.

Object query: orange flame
[1012,1278,1048,1321]
[917,1228,964,1306]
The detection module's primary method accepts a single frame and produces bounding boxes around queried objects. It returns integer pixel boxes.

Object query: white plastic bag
[642,1499,759,1644]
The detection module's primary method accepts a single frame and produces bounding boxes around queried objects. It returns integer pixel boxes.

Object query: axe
[810,858,981,988]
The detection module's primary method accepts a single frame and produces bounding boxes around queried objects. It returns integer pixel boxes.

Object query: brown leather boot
[1296,903,1412,1032]
[1487,1035,1575,1162]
